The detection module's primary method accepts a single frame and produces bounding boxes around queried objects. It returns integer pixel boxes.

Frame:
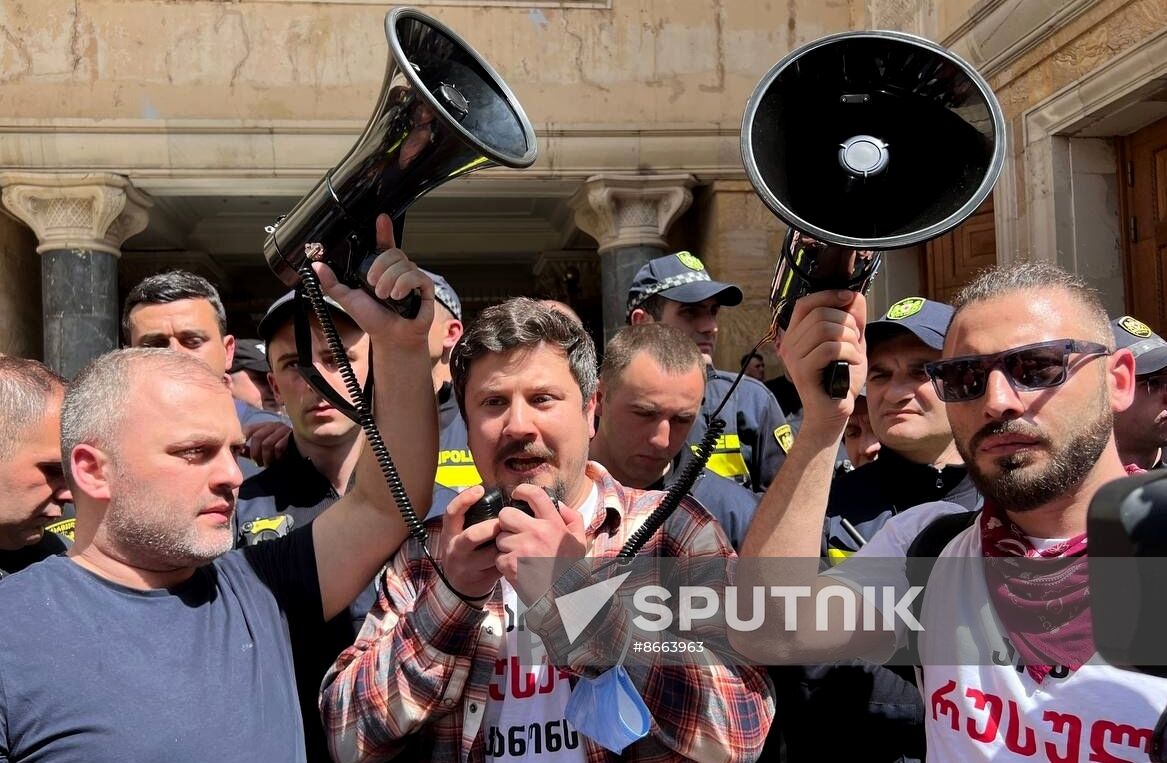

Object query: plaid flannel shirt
[320,462,774,763]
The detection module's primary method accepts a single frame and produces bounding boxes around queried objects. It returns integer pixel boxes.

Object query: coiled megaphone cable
[615,418,724,560]
[295,262,489,606]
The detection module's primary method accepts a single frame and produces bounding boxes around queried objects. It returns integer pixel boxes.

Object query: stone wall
[0,0,852,128]
[691,180,787,371]
[5,0,1166,358]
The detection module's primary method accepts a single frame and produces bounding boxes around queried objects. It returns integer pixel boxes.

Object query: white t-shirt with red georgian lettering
[482,485,599,763]
[831,501,1167,763]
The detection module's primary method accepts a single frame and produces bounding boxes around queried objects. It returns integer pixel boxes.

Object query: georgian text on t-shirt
[930,678,1153,762]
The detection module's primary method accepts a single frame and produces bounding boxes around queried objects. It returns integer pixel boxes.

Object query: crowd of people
[0,214,1165,762]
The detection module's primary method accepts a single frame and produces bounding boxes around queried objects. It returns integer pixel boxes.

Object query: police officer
[590,324,761,550]
[627,251,790,492]
[228,337,281,414]
[771,296,980,763]
[236,290,377,763]
[422,270,481,517]
[822,297,979,560]
[837,387,880,474]
[237,291,372,547]
[1112,315,1167,470]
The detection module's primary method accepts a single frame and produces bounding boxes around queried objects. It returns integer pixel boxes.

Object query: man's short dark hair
[628,294,669,323]
[601,324,703,390]
[121,271,228,341]
[451,297,597,419]
[0,357,67,461]
[952,263,1112,348]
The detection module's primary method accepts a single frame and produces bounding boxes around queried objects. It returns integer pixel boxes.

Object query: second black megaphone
[263,6,538,318]
[741,30,1006,396]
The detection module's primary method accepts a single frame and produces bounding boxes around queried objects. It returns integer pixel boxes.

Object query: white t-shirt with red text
[831,501,1167,763]
[483,485,599,763]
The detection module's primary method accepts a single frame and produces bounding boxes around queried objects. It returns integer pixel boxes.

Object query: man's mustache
[969,420,1049,452]
[496,442,556,462]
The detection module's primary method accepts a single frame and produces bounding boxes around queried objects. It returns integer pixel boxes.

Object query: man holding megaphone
[0,216,438,763]
[734,263,1167,763]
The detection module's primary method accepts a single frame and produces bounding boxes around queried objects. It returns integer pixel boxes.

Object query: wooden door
[923,195,996,304]
[1119,115,1167,334]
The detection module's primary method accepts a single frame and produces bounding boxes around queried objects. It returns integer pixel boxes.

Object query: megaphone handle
[355,253,422,320]
[822,360,850,400]
[374,286,422,320]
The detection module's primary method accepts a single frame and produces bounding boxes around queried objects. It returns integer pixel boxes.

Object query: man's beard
[957,401,1112,513]
[106,472,234,569]
[505,480,568,506]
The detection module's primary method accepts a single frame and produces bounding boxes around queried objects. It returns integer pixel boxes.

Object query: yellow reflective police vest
[686,368,791,492]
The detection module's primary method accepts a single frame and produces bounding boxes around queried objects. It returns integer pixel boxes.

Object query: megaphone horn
[263,6,538,318]
[741,30,1006,397]
[742,29,1005,251]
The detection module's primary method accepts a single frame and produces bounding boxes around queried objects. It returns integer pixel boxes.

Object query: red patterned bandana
[979,499,1090,683]
[979,465,1144,682]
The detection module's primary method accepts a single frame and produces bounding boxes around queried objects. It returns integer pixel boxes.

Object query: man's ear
[441,319,464,363]
[223,334,237,375]
[444,320,464,350]
[584,392,598,440]
[628,309,654,326]
[70,444,114,502]
[267,371,287,407]
[1109,347,1137,414]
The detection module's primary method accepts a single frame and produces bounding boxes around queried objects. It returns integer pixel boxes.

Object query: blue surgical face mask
[564,665,651,753]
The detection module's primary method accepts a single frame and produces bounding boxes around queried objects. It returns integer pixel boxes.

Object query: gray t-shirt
[0,527,324,762]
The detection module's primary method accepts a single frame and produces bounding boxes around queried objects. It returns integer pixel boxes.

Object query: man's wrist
[791,418,847,451]
[369,333,429,351]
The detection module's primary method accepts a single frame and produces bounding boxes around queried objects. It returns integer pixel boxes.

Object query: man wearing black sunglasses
[1111,316,1167,471]
[735,263,1167,763]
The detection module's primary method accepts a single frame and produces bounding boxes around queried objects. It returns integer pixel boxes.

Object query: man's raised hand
[312,213,435,344]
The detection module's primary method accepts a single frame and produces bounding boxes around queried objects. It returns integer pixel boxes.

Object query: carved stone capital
[569,174,696,254]
[0,172,152,256]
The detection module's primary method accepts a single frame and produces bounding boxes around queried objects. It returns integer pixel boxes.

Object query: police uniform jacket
[822,447,981,560]
[686,367,791,493]
[0,532,69,581]
[436,383,479,490]
[429,382,481,519]
[236,437,342,539]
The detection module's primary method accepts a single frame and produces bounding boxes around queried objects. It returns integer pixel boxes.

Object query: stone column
[569,174,696,343]
[0,172,152,377]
